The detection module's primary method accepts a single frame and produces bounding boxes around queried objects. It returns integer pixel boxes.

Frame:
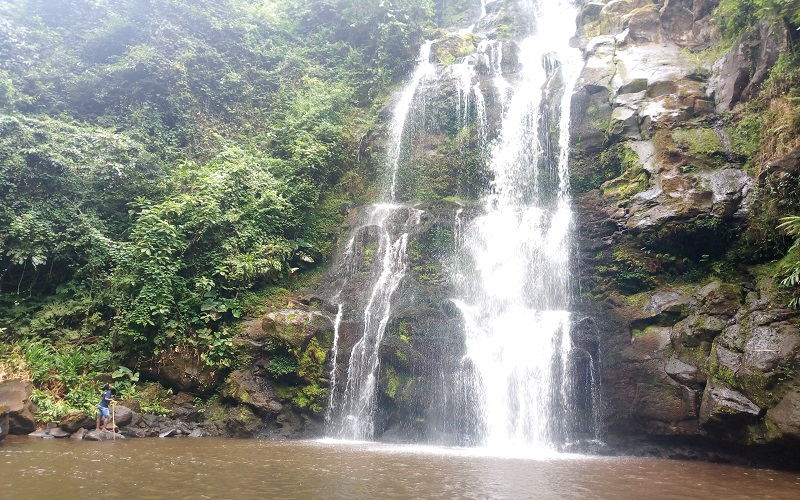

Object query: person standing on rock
[95,383,115,432]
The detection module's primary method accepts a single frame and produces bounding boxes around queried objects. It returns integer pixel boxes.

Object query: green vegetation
[571,142,641,194]
[0,0,436,419]
[716,0,800,42]
[777,215,800,307]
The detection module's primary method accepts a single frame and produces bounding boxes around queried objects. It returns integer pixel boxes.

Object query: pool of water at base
[1,437,798,499]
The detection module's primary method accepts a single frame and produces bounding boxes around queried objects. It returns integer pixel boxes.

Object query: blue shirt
[99,389,113,408]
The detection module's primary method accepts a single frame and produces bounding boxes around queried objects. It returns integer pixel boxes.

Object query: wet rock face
[570,1,800,450]
[586,275,800,443]
[320,201,473,442]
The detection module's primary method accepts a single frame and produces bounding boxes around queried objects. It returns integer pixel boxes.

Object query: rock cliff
[569,0,800,463]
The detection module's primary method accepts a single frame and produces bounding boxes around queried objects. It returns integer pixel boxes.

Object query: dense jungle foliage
[0,0,438,416]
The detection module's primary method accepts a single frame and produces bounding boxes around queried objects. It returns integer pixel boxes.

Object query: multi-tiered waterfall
[326,0,596,450]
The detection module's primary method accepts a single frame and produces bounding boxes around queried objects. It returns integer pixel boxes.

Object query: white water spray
[387,41,435,202]
[328,39,435,439]
[453,0,583,451]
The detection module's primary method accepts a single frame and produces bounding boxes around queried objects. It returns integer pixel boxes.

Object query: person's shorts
[97,405,110,419]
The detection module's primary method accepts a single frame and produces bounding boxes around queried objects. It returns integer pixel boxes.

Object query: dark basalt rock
[46,427,71,438]
[110,405,134,427]
[699,381,762,428]
[83,429,124,441]
[758,147,800,183]
[59,412,95,432]
[0,405,9,441]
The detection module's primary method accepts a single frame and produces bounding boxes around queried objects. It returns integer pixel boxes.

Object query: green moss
[297,337,327,382]
[362,238,378,268]
[672,127,725,164]
[384,366,400,399]
[708,345,739,387]
[397,320,410,343]
[292,382,327,414]
[272,384,295,400]
[435,47,456,65]
[408,225,454,287]
[623,292,652,309]
[433,34,479,66]
[674,344,712,372]
[632,324,664,338]
[572,142,643,194]
[672,128,716,154]
[204,398,227,422]
[601,168,649,201]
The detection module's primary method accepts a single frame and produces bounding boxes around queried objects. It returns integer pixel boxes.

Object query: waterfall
[326,42,433,440]
[326,0,594,449]
[386,41,435,203]
[451,0,584,450]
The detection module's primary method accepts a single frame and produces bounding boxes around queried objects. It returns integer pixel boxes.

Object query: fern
[778,216,800,307]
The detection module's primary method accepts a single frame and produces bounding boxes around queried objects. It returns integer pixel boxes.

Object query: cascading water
[326,42,433,440]
[326,0,595,449]
[451,0,585,451]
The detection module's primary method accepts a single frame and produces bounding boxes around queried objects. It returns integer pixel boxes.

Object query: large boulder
[699,380,762,428]
[0,379,37,434]
[221,369,282,415]
[260,310,334,350]
[59,412,95,432]
[767,391,800,440]
[109,405,134,427]
[140,351,221,395]
[223,405,263,437]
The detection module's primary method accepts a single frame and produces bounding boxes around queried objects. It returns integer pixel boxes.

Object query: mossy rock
[708,343,741,388]
[432,34,479,65]
[261,310,334,350]
[601,166,650,201]
[224,404,263,437]
[697,282,742,316]
[670,127,726,168]
[221,369,283,415]
[381,365,415,402]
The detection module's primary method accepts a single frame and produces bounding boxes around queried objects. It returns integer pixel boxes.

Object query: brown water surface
[1,437,798,499]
